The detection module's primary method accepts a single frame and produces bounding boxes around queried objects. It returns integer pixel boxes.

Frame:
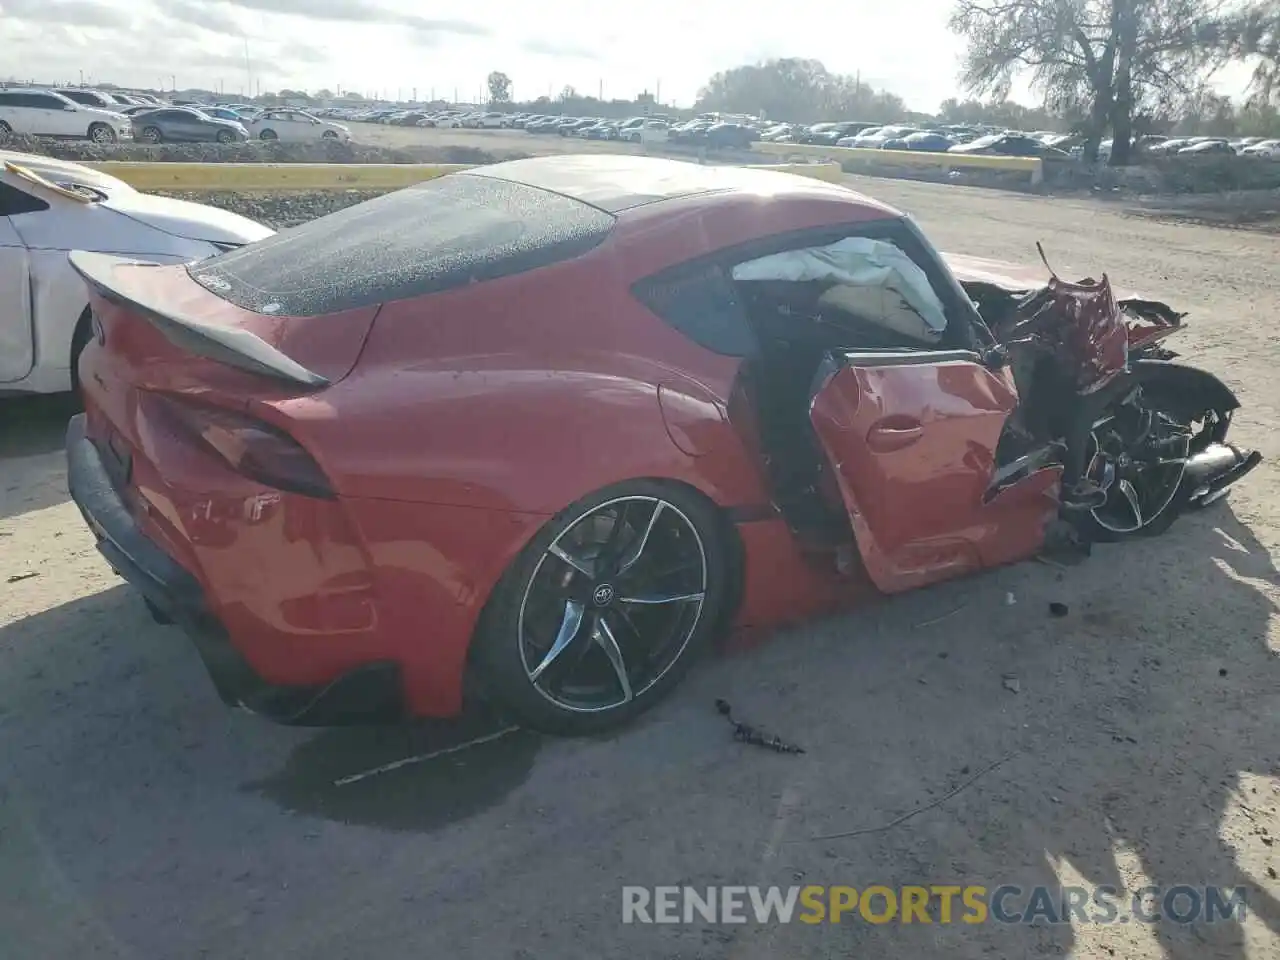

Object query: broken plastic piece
[715,699,806,755]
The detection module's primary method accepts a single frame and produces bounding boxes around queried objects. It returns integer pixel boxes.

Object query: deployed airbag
[732,237,947,344]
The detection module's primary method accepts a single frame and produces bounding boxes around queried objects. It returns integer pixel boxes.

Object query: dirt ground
[2,172,1280,960]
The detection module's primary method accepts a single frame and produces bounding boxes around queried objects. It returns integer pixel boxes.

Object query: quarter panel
[287,250,770,516]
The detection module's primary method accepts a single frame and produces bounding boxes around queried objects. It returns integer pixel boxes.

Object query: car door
[28,93,80,136]
[169,110,208,142]
[731,220,1034,593]
[808,348,1023,592]
[0,181,43,382]
[0,92,27,133]
[273,111,307,141]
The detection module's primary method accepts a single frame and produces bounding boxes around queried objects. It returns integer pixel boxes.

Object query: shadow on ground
[714,501,1280,960]
[0,393,78,460]
[247,714,542,833]
[0,502,1276,959]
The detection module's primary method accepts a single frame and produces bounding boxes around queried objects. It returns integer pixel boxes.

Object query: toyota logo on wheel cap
[592,583,615,607]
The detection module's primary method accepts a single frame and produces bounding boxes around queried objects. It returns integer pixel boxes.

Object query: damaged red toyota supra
[64,155,1261,734]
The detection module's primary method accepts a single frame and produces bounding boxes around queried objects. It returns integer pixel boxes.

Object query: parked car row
[0,88,355,146]
[129,105,350,145]
[302,98,1280,165]
[0,89,133,144]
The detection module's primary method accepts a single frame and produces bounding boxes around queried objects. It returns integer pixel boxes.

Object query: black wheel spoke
[616,501,665,575]
[617,590,706,606]
[593,617,633,703]
[599,502,633,569]
[548,542,594,578]
[528,600,588,683]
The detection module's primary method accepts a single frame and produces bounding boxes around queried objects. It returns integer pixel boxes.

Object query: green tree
[694,58,906,124]
[487,71,512,103]
[937,96,1065,129]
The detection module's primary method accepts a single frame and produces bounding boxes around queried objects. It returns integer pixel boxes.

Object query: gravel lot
[2,174,1280,960]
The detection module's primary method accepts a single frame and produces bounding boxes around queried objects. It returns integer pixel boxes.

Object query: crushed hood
[943,252,1151,302]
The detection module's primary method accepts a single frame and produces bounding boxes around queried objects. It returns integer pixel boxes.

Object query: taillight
[153,394,335,498]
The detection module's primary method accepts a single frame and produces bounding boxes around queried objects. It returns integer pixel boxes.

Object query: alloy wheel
[517,496,708,713]
[1088,407,1190,535]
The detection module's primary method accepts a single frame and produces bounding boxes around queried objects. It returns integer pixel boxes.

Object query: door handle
[867,420,923,452]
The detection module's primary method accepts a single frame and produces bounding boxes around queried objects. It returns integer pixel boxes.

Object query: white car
[0,89,131,144]
[245,109,352,142]
[1242,139,1280,158]
[0,152,273,396]
[623,120,669,144]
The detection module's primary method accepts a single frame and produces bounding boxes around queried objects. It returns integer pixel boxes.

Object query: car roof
[466,154,896,217]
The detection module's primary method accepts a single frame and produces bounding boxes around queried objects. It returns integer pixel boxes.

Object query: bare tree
[1211,1,1280,101]
[951,0,1226,164]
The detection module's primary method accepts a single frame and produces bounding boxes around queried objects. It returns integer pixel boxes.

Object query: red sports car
[66,155,1257,733]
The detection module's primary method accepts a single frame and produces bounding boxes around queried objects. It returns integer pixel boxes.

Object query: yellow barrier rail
[752,141,1044,185]
[82,162,474,191]
[82,159,846,192]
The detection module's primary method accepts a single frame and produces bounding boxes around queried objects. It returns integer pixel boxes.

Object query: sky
[0,0,1259,111]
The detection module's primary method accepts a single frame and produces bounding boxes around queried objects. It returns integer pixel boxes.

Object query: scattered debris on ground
[715,699,806,754]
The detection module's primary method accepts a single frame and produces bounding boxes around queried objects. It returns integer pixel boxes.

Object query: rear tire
[472,480,729,735]
[140,126,162,144]
[0,120,13,142]
[259,129,278,141]
[321,130,339,140]
[215,129,235,143]
[69,307,93,405]
[88,122,116,144]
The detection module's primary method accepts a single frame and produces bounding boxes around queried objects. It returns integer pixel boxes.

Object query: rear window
[187,174,615,317]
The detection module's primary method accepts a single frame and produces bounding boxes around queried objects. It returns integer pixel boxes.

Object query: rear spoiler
[68,250,329,389]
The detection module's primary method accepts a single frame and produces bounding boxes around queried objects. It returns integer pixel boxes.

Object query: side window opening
[721,224,973,540]
[0,181,50,216]
[731,234,949,353]
[631,262,757,357]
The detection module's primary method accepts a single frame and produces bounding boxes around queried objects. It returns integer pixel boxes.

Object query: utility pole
[598,78,603,100]
[656,79,661,105]
[244,36,252,99]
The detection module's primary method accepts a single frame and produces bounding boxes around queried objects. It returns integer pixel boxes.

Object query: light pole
[243,35,252,100]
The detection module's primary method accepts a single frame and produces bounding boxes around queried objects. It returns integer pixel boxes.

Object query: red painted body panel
[1039,274,1129,393]
[809,358,1055,593]
[71,164,1081,719]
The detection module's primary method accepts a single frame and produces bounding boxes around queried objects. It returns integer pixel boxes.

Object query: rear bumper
[65,413,404,725]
